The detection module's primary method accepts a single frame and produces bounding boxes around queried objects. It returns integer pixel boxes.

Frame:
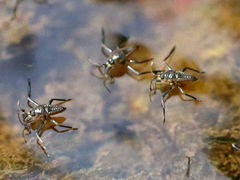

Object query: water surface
[0,0,240,179]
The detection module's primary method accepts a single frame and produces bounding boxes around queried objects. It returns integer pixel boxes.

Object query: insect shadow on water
[113,121,136,142]
[0,34,38,92]
[17,79,78,157]
[88,28,153,93]
[129,46,205,125]
[103,120,138,149]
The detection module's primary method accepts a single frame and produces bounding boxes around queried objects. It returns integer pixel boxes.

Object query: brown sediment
[204,135,240,179]
[0,121,40,178]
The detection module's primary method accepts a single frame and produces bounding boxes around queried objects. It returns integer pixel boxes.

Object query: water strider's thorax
[31,104,66,116]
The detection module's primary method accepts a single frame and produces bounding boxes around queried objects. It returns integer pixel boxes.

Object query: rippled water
[0,0,240,179]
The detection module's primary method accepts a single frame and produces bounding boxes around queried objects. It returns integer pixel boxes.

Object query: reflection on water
[0,0,240,179]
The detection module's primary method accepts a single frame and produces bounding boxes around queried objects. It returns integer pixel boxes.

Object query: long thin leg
[52,127,72,133]
[161,86,175,125]
[92,66,106,79]
[50,119,58,126]
[159,46,176,70]
[101,28,112,57]
[17,101,27,126]
[117,45,136,52]
[58,124,78,130]
[127,65,152,76]
[103,79,111,93]
[232,143,240,150]
[162,86,175,101]
[27,79,34,108]
[88,59,113,92]
[118,46,137,57]
[101,44,112,57]
[163,62,173,70]
[27,78,31,98]
[160,99,166,125]
[27,79,39,107]
[128,58,153,64]
[163,46,176,62]
[22,128,30,143]
[49,98,71,105]
[36,131,49,157]
[52,125,78,133]
[149,78,157,102]
[178,86,198,101]
[18,110,26,126]
[88,59,107,79]
[88,58,103,69]
[50,119,77,128]
[182,67,205,73]
[22,128,27,142]
[97,66,107,78]
[50,118,78,132]
[36,119,49,157]
[10,0,24,21]
[27,97,39,107]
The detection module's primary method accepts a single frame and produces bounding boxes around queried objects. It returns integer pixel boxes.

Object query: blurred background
[0,0,240,179]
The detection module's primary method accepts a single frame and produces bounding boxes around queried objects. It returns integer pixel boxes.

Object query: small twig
[186,156,191,178]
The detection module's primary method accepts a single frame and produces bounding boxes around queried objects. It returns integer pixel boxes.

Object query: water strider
[88,28,153,92]
[17,79,78,157]
[129,46,204,124]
